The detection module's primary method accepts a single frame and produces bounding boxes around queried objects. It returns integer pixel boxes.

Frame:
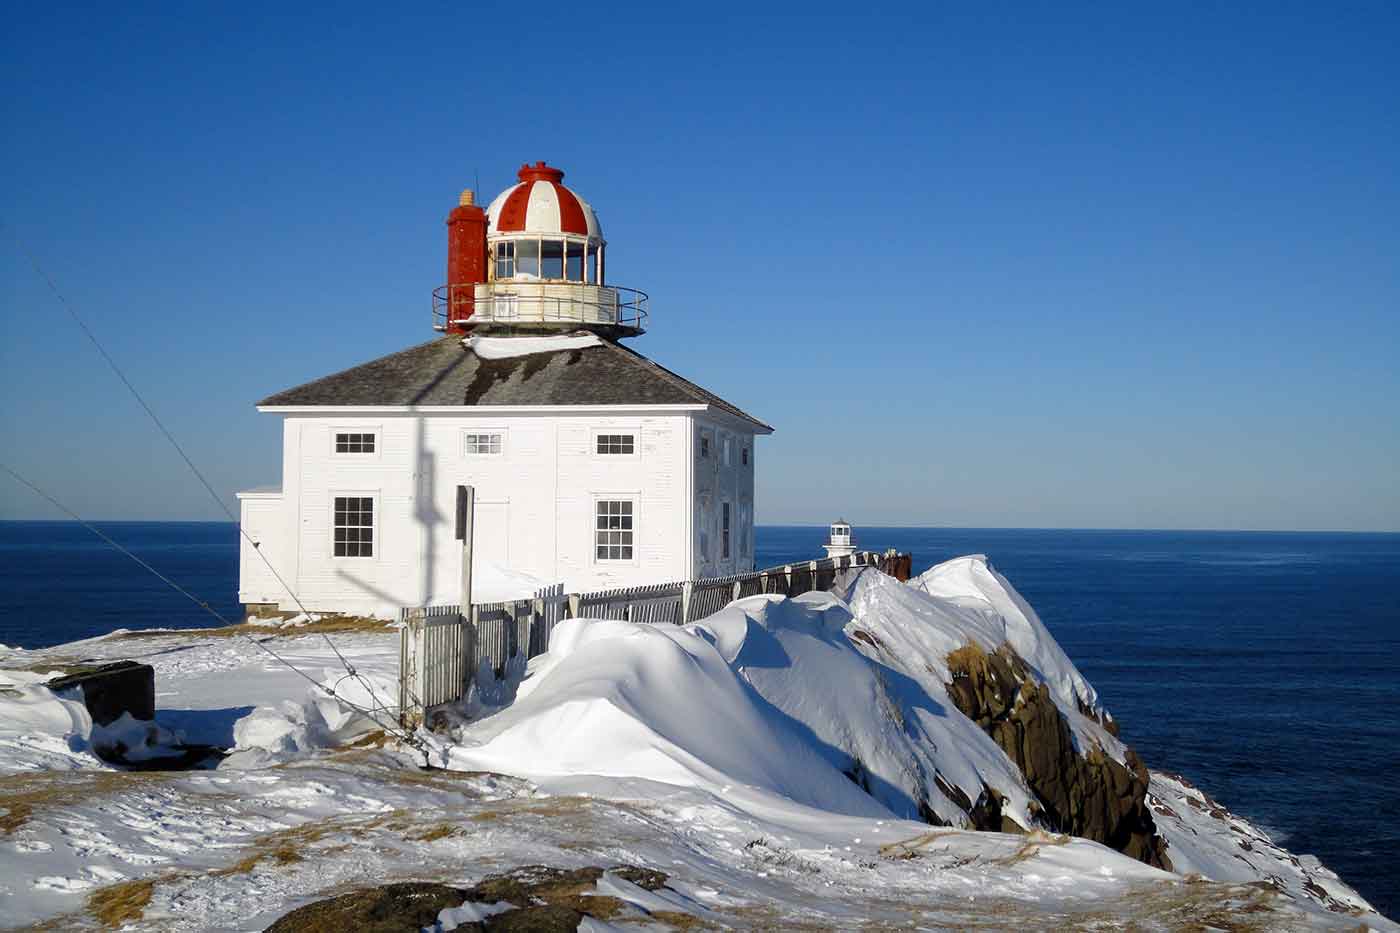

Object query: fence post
[681,579,695,623]
[567,593,581,619]
[732,579,742,602]
[399,609,427,730]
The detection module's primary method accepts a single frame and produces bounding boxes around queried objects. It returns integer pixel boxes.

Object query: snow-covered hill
[0,557,1390,930]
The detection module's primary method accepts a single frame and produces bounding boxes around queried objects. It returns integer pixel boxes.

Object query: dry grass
[211,816,354,877]
[114,615,396,641]
[1000,830,1071,866]
[0,771,166,835]
[87,878,155,927]
[945,640,991,673]
[407,823,461,842]
[877,829,955,860]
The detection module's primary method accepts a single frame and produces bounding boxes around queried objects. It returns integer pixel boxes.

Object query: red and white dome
[486,162,601,240]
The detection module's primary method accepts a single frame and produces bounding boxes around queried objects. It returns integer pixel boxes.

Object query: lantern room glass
[566,241,584,281]
[515,239,540,278]
[541,240,564,279]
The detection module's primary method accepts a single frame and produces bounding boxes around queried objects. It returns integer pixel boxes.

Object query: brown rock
[944,642,1172,869]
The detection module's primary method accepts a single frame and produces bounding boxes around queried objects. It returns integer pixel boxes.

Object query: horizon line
[0,518,1395,536]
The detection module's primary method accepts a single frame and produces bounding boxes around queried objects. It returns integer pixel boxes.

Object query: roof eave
[255,403,711,415]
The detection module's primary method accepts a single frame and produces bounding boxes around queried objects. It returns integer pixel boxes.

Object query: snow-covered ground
[0,558,1390,930]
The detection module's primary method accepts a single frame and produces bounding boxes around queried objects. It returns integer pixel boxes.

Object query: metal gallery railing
[432,282,649,333]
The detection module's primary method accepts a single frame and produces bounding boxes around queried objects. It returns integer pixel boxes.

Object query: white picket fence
[398,552,896,728]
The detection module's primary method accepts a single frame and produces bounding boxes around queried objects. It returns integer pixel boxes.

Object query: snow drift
[441,556,1386,921]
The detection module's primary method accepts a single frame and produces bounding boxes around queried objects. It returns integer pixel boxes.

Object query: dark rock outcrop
[265,882,471,933]
[944,642,1171,869]
[265,864,673,933]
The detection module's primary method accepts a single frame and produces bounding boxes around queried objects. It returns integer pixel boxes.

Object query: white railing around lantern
[432,282,648,334]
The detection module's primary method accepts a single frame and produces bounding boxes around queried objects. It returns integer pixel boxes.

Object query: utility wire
[9,231,414,754]
[0,461,426,756]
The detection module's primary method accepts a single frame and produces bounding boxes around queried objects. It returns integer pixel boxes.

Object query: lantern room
[823,520,856,559]
[435,161,648,338]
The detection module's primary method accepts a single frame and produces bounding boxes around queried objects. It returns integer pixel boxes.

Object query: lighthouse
[823,520,856,559]
[239,161,772,616]
[436,161,645,339]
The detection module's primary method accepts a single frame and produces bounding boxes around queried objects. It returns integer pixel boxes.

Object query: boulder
[264,864,672,933]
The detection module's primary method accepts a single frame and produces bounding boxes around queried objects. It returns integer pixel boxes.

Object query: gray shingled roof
[258,337,773,431]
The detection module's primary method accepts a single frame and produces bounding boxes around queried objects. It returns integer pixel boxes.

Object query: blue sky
[2,2,1397,530]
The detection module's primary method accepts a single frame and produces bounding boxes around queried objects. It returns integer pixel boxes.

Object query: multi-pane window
[333,496,374,558]
[494,241,515,279]
[723,437,732,466]
[700,434,711,459]
[722,502,731,559]
[596,434,635,455]
[465,432,503,456]
[335,432,375,454]
[742,446,749,466]
[595,500,634,561]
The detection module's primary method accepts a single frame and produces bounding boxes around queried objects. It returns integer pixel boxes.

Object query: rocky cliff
[943,640,1170,868]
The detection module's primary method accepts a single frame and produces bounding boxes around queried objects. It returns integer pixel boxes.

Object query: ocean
[1,521,1397,917]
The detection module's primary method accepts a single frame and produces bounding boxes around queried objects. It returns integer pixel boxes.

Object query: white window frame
[331,491,379,560]
[463,427,508,458]
[722,435,732,467]
[330,426,381,459]
[592,428,639,458]
[699,429,712,460]
[592,494,640,565]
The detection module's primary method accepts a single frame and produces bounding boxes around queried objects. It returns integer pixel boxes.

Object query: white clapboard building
[238,162,772,615]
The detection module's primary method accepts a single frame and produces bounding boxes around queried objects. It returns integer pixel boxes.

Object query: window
[516,239,540,278]
[698,495,712,560]
[740,501,752,557]
[722,502,731,559]
[334,432,375,454]
[541,239,564,279]
[595,500,634,561]
[566,241,584,281]
[586,245,598,283]
[723,437,732,467]
[494,241,515,279]
[742,446,749,466]
[700,434,711,459]
[333,496,374,558]
[596,433,635,455]
[465,432,503,456]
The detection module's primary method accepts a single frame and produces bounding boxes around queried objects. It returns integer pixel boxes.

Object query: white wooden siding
[238,410,704,615]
